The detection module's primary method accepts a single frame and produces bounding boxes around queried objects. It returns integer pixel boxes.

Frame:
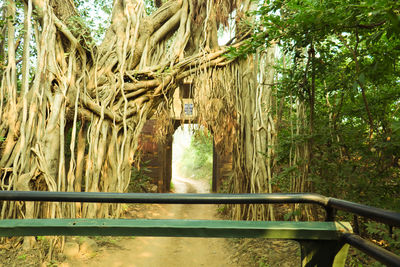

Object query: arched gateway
[138,79,232,192]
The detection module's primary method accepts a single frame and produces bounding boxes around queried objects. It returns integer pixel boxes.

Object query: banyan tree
[0,0,278,243]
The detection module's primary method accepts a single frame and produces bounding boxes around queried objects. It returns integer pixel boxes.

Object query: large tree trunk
[0,0,249,225]
[228,46,277,221]
[0,1,281,256]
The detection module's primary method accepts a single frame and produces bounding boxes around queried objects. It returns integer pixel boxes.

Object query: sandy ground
[69,176,238,267]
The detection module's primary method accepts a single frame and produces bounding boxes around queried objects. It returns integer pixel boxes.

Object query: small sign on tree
[184,103,194,116]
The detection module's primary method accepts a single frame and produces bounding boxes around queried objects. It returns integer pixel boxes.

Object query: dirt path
[68,176,238,267]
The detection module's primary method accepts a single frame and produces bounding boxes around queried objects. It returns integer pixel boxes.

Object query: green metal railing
[0,191,399,266]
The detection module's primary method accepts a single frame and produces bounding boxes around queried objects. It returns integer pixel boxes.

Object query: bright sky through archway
[172,124,193,178]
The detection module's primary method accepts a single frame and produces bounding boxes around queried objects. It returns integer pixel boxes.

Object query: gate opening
[172,124,214,193]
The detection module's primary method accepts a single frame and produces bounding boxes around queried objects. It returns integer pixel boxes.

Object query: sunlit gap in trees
[171,124,213,194]
[218,10,235,46]
[75,0,113,44]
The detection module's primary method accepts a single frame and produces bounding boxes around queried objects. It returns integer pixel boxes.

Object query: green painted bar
[0,219,352,239]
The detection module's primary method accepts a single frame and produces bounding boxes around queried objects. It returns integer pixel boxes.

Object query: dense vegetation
[247,0,400,210]
[229,0,400,259]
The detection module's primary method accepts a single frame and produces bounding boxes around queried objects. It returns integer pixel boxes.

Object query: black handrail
[0,191,328,204]
[327,197,400,227]
[341,233,400,266]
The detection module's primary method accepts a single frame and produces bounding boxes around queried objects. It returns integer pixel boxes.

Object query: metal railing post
[325,206,336,221]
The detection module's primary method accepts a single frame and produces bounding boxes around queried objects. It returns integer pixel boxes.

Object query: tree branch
[337,32,374,138]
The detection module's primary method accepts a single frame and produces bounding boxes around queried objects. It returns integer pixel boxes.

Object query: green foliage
[128,161,152,192]
[237,0,400,213]
[74,0,113,44]
[283,209,301,221]
[232,2,400,263]
[0,1,38,93]
[217,205,227,215]
[366,222,400,252]
[144,0,158,15]
[17,254,27,261]
[258,258,271,267]
[177,130,213,180]
[73,0,160,43]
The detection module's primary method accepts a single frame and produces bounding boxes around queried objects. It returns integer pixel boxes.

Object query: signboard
[184,103,194,116]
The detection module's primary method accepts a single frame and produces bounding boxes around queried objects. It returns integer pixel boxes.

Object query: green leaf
[371,31,384,44]
[358,73,366,84]
[392,121,400,133]
[386,9,400,34]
